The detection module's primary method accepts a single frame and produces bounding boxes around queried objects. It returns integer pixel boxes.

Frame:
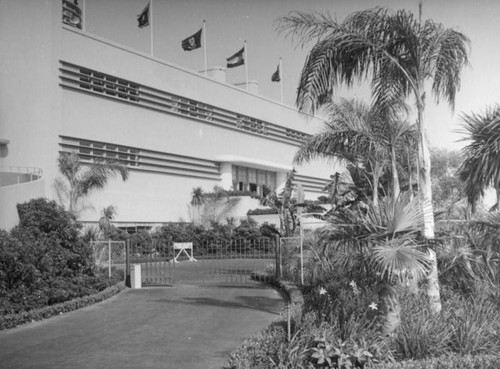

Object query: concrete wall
[0,0,341,227]
[0,179,45,230]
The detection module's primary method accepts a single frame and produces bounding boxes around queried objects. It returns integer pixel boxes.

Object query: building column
[220,162,233,190]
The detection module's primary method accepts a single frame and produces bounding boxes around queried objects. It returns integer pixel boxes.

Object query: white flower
[349,280,357,288]
[319,287,327,295]
[368,302,378,310]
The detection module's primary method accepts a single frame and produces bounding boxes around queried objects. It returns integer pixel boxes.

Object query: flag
[226,47,245,68]
[271,64,280,82]
[137,2,150,28]
[182,28,202,51]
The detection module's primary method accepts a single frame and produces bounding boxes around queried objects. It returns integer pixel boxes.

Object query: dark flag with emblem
[226,47,245,68]
[271,64,280,82]
[137,2,150,28]
[181,28,202,51]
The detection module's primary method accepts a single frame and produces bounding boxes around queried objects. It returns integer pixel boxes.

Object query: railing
[0,166,43,186]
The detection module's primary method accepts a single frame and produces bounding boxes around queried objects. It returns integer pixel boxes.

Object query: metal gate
[175,238,277,285]
[91,240,127,282]
[127,239,174,286]
[125,238,278,286]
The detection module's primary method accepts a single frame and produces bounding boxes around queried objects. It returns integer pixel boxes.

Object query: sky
[83,0,500,151]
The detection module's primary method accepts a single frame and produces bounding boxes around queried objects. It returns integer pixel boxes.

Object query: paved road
[0,282,285,369]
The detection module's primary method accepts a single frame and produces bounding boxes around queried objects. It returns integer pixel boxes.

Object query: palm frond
[457,105,500,210]
[276,11,338,48]
[371,237,431,283]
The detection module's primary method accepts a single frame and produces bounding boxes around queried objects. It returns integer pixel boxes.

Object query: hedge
[224,273,305,368]
[0,282,126,330]
[372,355,500,368]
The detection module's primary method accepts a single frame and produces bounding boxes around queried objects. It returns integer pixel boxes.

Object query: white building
[0,0,339,230]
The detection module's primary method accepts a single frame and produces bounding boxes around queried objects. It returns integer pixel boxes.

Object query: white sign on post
[173,242,197,263]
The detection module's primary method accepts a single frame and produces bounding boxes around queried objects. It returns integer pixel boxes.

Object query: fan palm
[279,6,470,239]
[458,105,500,212]
[324,191,432,332]
[54,152,129,217]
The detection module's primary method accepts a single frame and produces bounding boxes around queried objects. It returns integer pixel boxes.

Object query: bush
[247,208,278,216]
[371,355,500,368]
[0,282,125,330]
[390,293,453,360]
[15,198,81,244]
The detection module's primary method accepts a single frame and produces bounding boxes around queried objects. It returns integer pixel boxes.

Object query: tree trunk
[391,146,401,201]
[416,100,435,239]
[425,248,442,313]
[378,285,401,335]
[373,172,380,208]
[416,91,441,313]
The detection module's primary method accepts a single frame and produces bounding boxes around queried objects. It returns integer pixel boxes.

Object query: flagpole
[279,57,283,104]
[150,0,154,56]
[203,20,207,76]
[81,0,85,31]
[244,40,248,91]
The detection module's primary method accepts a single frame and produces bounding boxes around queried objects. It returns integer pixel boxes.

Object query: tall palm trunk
[391,145,401,201]
[416,92,441,313]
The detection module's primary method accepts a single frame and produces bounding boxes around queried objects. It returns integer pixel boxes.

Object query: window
[62,0,82,29]
[232,165,277,194]
[78,67,139,102]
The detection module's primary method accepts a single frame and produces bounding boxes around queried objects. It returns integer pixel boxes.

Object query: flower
[319,287,327,295]
[368,302,378,310]
[349,280,357,288]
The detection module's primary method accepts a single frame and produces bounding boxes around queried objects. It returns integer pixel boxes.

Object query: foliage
[371,355,500,369]
[200,186,241,225]
[390,292,453,360]
[430,148,464,215]
[54,152,129,217]
[294,99,415,206]
[279,6,470,239]
[458,105,500,212]
[0,198,115,315]
[247,208,279,216]
[261,170,300,237]
[0,283,125,331]
[16,198,81,243]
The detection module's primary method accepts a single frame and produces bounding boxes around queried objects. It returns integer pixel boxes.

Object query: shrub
[15,198,81,244]
[247,208,279,216]
[371,355,500,369]
[0,282,125,330]
[447,295,500,355]
[224,324,288,369]
[390,292,453,361]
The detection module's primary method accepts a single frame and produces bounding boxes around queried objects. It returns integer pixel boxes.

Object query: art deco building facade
[0,1,338,230]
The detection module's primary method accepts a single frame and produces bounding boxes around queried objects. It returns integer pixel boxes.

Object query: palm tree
[325,192,432,333]
[294,98,413,206]
[190,187,205,224]
[458,105,500,212]
[54,152,129,217]
[279,6,470,313]
[261,169,297,237]
[99,205,117,235]
[279,5,470,240]
[201,186,240,225]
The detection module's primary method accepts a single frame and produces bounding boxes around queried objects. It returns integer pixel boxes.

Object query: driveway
[0,282,285,369]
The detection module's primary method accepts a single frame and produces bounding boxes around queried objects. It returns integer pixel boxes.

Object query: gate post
[108,240,112,278]
[125,240,131,288]
[275,235,281,280]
